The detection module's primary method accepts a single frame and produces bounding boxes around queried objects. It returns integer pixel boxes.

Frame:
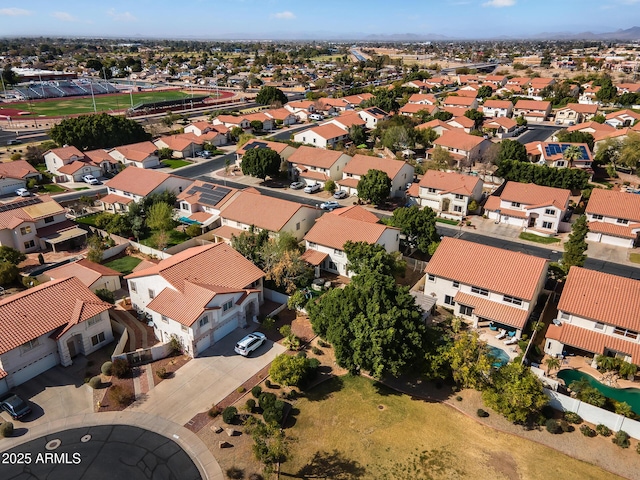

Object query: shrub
[541,405,556,420]
[596,424,612,437]
[208,405,221,418]
[226,467,244,480]
[156,367,169,379]
[251,386,262,398]
[111,358,131,379]
[237,386,246,394]
[101,361,113,376]
[311,346,322,355]
[263,399,285,425]
[613,430,630,448]
[89,376,103,389]
[580,425,596,437]
[456,396,463,402]
[559,419,571,433]
[564,411,582,424]
[477,409,489,418]
[261,316,276,330]
[279,325,292,337]
[95,288,115,304]
[222,406,238,424]
[546,419,563,434]
[0,422,14,437]
[317,339,330,348]
[246,398,256,412]
[265,379,272,388]
[109,385,135,407]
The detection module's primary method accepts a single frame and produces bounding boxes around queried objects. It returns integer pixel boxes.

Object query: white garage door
[10,352,59,387]
[213,317,239,343]
[0,180,24,196]
[195,334,212,355]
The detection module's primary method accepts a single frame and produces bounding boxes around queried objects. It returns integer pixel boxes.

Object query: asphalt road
[516,125,561,144]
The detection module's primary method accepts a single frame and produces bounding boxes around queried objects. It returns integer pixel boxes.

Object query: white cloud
[107,8,137,22]
[52,12,78,22]
[483,0,516,7]
[0,7,32,16]
[271,11,296,20]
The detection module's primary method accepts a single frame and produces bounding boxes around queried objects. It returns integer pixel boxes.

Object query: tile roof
[416,119,451,132]
[154,133,203,151]
[125,243,265,291]
[216,114,248,125]
[176,180,237,209]
[0,196,64,230]
[237,139,291,156]
[107,167,178,196]
[558,103,599,114]
[483,117,517,129]
[443,96,476,107]
[567,122,616,134]
[342,154,410,179]
[440,106,468,117]
[447,116,475,129]
[84,149,118,164]
[433,129,486,152]
[220,189,313,232]
[300,249,328,266]
[330,112,366,128]
[585,188,640,223]
[99,193,134,205]
[605,109,640,120]
[304,211,396,251]
[425,237,547,300]
[558,267,640,332]
[400,103,437,115]
[408,93,438,104]
[331,205,380,223]
[514,100,551,111]
[587,221,639,239]
[111,141,158,162]
[342,93,373,105]
[419,170,481,196]
[0,160,38,180]
[58,160,97,175]
[46,145,84,161]
[0,277,111,355]
[47,258,120,287]
[210,224,244,240]
[483,100,513,109]
[264,107,296,120]
[288,145,348,169]
[483,196,528,218]
[499,181,570,210]
[453,292,529,330]
[305,123,349,140]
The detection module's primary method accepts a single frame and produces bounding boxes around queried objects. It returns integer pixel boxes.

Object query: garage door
[195,334,212,355]
[213,317,239,343]
[0,378,8,396]
[0,180,24,196]
[10,352,59,387]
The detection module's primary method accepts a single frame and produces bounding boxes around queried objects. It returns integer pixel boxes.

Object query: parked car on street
[15,188,31,197]
[333,190,348,199]
[82,174,100,185]
[303,183,321,193]
[320,201,341,210]
[290,181,305,190]
[0,393,31,420]
[234,332,267,356]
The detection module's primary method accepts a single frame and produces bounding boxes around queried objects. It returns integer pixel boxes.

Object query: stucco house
[411,170,483,219]
[45,258,121,293]
[176,180,238,231]
[0,160,41,195]
[292,124,350,149]
[337,154,415,199]
[108,141,161,169]
[513,100,552,123]
[585,188,640,248]
[287,146,351,187]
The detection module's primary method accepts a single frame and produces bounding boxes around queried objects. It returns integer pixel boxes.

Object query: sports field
[5,90,207,117]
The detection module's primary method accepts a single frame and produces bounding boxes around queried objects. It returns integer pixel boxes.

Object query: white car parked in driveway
[15,188,31,197]
[303,183,322,193]
[234,332,267,356]
[82,174,100,185]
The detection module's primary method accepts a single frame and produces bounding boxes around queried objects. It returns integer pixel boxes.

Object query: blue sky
[0,0,638,38]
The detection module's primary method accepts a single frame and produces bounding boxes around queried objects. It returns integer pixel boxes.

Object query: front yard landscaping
[436,217,460,225]
[519,232,561,244]
[103,255,143,275]
[39,183,66,193]
[161,159,191,169]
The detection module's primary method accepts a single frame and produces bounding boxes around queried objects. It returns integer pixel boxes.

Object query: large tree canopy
[357,169,391,205]
[496,139,528,163]
[495,159,590,190]
[387,206,440,255]
[554,130,595,152]
[241,147,282,179]
[49,113,151,150]
[256,86,288,105]
[562,214,588,273]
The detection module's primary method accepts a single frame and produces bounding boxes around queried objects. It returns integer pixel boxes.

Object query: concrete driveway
[129,328,286,425]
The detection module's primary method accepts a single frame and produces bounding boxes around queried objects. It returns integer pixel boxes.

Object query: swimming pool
[557,369,640,415]
[487,345,510,367]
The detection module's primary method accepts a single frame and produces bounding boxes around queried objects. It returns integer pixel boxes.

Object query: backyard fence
[110,320,129,360]
[264,288,290,305]
[403,255,427,273]
[112,343,172,366]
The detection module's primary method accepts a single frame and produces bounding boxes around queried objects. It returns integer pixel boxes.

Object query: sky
[0,0,639,39]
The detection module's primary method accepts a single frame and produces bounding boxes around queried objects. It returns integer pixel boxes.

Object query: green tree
[49,113,151,150]
[562,145,584,166]
[464,109,484,130]
[185,223,202,238]
[1,65,20,85]
[0,262,19,286]
[431,146,454,169]
[357,169,391,205]
[544,357,561,376]
[555,130,595,151]
[445,330,493,389]
[595,75,616,103]
[231,226,270,266]
[256,86,288,105]
[250,120,264,131]
[146,202,174,233]
[388,206,440,255]
[241,147,282,180]
[476,85,493,99]
[348,124,366,145]
[245,418,289,474]
[592,114,606,124]
[497,139,528,163]
[86,235,105,263]
[562,215,588,273]
[324,179,336,193]
[362,89,399,113]
[269,354,317,387]
[95,288,115,304]
[416,127,437,147]
[158,147,173,160]
[0,246,26,265]
[237,133,255,148]
[594,137,621,167]
[618,131,640,171]
[381,125,414,151]
[343,241,405,278]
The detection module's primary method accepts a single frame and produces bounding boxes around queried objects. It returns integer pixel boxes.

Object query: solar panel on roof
[0,197,42,213]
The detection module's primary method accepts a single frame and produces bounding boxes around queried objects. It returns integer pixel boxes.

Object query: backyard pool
[557,369,640,415]
[487,345,510,367]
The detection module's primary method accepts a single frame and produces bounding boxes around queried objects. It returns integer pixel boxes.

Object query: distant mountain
[598,26,640,39]
[363,33,450,41]
[529,26,640,40]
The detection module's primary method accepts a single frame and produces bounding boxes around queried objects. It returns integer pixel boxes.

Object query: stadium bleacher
[11,80,119,100]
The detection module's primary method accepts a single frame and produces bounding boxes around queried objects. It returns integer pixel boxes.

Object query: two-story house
[44,145,103,183]
[125,243,265,357]
[287,146,351,187]
[183,121,228,146]
[303,206,400,278]
[358,107,389,129]
[441,95,478,110]
[513,100,552,123]
[585,188,640,248]
[545,267,640,366]
[0,160,40,195]
[263,108,298,126]
[482,117,518,138]
[0,277,113,394]
[212,115,250,130]
[482,100,513,118]
[108,141,161,169]
[411,170,483,219]
[430,129,491,167]
[425,237,548,338]
[337,154,415,199]
[293,123,350,149]
[554,103,599,126]
[153,133,203,159]
[176,180,238,231]
[484,181,572,235]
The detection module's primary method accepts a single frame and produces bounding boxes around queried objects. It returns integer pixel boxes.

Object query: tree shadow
[290,450,367,479]
[302,376,344,402]
[371,375,455,403]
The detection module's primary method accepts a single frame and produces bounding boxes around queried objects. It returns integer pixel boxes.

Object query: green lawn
[75,213,100,227]
[436,217,460,225]
[282,375,621,480]
[519,232,561,244]
[630,253,640,264]
[9,90,202,117]
[161,159,191,169]
[35,163,48,173]
[74,187,90,191]
[103,256,143,276]
[139,229,190,249]
[40,184,65,193]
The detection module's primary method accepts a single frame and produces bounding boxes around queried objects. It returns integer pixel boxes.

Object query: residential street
[516,124,561,144]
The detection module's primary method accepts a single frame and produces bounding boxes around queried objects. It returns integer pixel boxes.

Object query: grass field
[40,184,65,193]
[519,232,561,244]
[9,90,201,117]
[282,376,622,480]
[162,159,191,169]
[103,256,142,276]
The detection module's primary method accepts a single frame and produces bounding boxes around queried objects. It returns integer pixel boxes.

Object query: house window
[296,222,300,231]
[199,316,209,327]
[20,226,32,235]
[459,305,474,316]
[594,322,604,330]
[161,315,169,323]
[560,312,570,321]
[148,289,155,299]
[130,282,137,293]
[427,274,435,282]
[503,295,522,306]
[21,339,40,352]
[91,332,106,346]
[454,194,464,200]
[181,202,189,210]
[328,261,338,271]
[181,325,189,332]
[334,249,343,256]
[88,317,101,327]
[444,295,455,306]
[471,286,489,296]
[427,188,436,193]
[24,240,35,249]
[616,218,629,224]
[308,242,317,249]
[592,214,603,220]
[44,216,54,224]
[223,300,233,312]
[613,327,638,339]
[453,205,463,213]
[511,202,521,208]
[542,221,553,229]
[556,161,565,167]
[545,209,555,215]
[452,281,460,289]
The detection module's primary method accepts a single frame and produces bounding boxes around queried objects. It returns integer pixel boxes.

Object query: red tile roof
[288,146,348,169]
[342,154,410,179]
[111,141,158,162]
[605,109,640,120]
[210,224,244,240]
[587,221,639,239]
[99,193,134,205]
[483,100,513,109]
[400,103,437,115]
[305,123,349,140]
[433,129,486,152]
[305,211,396,251]
[46,145,84,161]
[331,205,379,223]
[0,277,111,355]
[500,181,570,210]
[107,167,180,196]
[419,170,481,196]
[558,267,640,332]
[300,249,328,266]
[47,258,120,287]
[558,103,598,114]
[425,237,547,300]
[443,96,476,107]
[453,292,529,330]
[514,100,551,111]
[585,188,640,223]
[0,160,37,180]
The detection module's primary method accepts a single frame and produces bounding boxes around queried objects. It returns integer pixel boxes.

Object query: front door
[528,217,536,228]
[67,338,77,358]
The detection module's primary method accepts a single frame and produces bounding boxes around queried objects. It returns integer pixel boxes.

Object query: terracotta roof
[587,221,639,239]
[558,103,598,114]
[0,277,111,355]
[0,160,38,180]
[126,243,264,291]
[546,323,640,364]
[111,141,158,162]
[337,177,360,188]
[330,112,366,128]
[188,121,212,131]
[331,205,379,223]
[84,149,118,164]
[447,116,475,129]
[176,180,236,209]
[416,119,451,131]
[360,107,389,119]
[453,292,529,330]
[443,96,476,107]
[605,109,640,120]
[499,181,570,210]
[58,160,97,175]
[305,212,397,251]
[0,368,6,379]
[440,106,468,117]
[483,100,513,109]
[433,129,486,152]
[304,123,349,140]
[300,249,328,266]
[400,103,437,115]
[342,154,410,179]
[99,193,134,205]
[483,117,517,129]
[408,93,438,104]
[46,145,84,161]
[455,89,479,98]
[47,258,120,287]
[154,133,203,151]
[107,167,178,196]
[483,196,528,218]
[558,267,640,332]
[288,146,348,169]
[243,112,271,123]
[216,114,248,125]
[264,108,296,121]
[567,122,615,134]
[514,100,551,111]
[342,93,373,105]
[220,190,313,232]
[237,139,291,156]
[210,224,244,240]
[419,170,481,196]
[0,196,64,230]
[425,237,547,300]
[585,188,640,223]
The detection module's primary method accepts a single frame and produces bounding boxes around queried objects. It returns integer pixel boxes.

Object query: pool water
[557,369,640,415]
[487,345,510,367]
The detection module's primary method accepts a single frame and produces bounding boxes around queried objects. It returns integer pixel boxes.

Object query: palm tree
[596,355,619,372]
[562,145,583,167]
[544,357,561,376]
[619,361,638,380]
[615,401,634,418]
